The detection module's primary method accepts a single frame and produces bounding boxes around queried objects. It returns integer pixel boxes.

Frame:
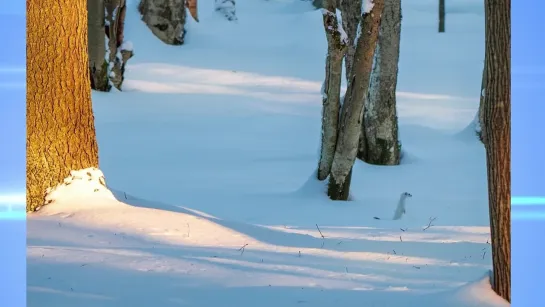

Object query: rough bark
[483,0,510,302]
[27,0,100,212]
[106,0,133,90]
[139,0,187,45]
[328,0,385,200]
[358,0,401,165]
[215,0,237,21]
[438,0,445,32]
[317,1,347,181]
[88,0,110,91]
[338,0,361,83]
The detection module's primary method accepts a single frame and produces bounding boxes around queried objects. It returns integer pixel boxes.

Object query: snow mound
[451,271,510,307]
[40,168,116,212]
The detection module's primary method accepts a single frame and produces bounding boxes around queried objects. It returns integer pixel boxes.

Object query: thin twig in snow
[482,251,486,259]
[316,224,325,238]
[238,243,248,255]
[124,192,127,199]
[399,236,403,242]
[423,217,437,231]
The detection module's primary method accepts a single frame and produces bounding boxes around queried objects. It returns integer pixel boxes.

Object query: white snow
[121,40,134,52]
[363,0,375,14]
[27,1,507,307]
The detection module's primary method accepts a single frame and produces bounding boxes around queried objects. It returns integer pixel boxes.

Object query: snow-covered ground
[27,0,509,306]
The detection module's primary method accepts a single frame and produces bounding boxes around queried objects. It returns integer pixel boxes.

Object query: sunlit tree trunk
[27,0,100,211]
[483,0,510,302]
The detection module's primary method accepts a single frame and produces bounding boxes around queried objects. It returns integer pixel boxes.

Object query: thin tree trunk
[483,0,510,302]
[438,0,445,32]
[187,0,199,22]
[106,0,133,90]
[317,1,347,180]
[328,0,385,200]
[27,0,100,212]
[88,0,110,91]
[358,0,401,165]
[338,0,362,83]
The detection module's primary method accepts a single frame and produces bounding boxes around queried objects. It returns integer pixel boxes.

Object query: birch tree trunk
[88,0,109,91]
[483,0,510,302]
[317,1,347,180]
[27,0,100,212]
[328,0,385,200]
[139,0,187,45]
[358,0,401,165]
[338,0,361,83]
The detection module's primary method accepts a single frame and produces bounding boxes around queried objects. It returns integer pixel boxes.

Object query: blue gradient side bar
[512,197,545,206]
[512,0,545,305]
[0,2,26,306]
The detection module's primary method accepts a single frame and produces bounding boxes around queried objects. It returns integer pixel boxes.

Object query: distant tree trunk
[139,0,187,45]
[438,0,445,32]
[215,0,237,21]
[477,59,487,143]
[317,0,347,180]
[328,0,385,200]
[358,0,401,165]
[106,0,133,90]
[88,0,110,91]
[338,0,362,83]
[27,0,100,212]
[483,0,510,302]
[187,0,199,22]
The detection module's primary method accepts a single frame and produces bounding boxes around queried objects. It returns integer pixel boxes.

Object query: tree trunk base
[327,168,353,201]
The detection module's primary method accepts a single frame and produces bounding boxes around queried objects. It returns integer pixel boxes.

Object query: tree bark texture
[328,0,385,200]
[106,0,133,90]
[483,0,510,302]
[317,1,347,181]
[358,0,401,165]
[139,0,187,45]
[88,0,110,91]
[27,0,100,212]
[338,0,361,83]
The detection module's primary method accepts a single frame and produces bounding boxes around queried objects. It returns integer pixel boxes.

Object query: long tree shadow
[112,190,491,267]
[27,219,494,307]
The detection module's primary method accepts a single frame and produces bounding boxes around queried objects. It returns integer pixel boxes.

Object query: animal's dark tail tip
[373,217,380,220]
